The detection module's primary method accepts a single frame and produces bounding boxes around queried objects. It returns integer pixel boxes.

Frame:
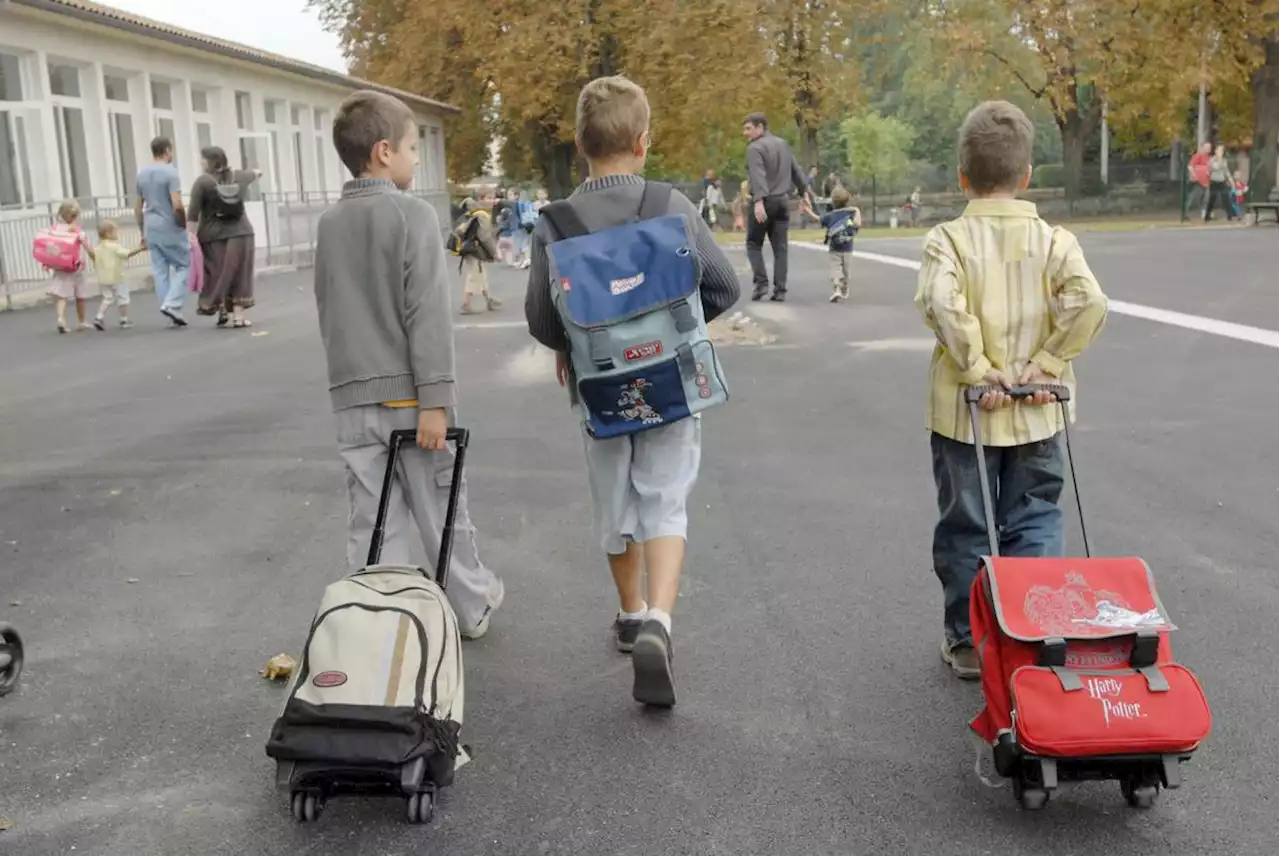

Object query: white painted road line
[782,242,1280,350]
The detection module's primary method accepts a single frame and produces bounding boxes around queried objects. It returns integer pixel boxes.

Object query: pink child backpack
[32,225,84,273]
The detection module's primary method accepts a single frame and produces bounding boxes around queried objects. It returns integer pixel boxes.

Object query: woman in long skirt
[186,146,262,328]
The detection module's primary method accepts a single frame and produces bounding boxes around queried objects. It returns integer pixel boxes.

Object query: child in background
[92,220,146,330]
[451,198,502,315]
[731,180,749,231]
[914,100,1108,679]
[45,200,95,334]
[819,186,861,302]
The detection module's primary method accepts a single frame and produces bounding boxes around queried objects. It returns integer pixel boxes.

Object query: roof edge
[11,0,460,115]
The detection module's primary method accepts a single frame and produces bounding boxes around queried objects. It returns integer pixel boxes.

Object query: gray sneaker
[941,639,981,680]
[631,620,676,707]
[460,577,504,641]
[613,615,643,653]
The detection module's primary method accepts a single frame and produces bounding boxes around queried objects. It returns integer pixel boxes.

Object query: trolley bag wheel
[0,622,24,697]
[1122,776,1160,810]
[290,790,324,822]
[407,791,435,825]
[1012,775,1050,811]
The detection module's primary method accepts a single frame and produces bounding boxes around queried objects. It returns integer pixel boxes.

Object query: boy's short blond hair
[576,75,650,160]
[98,219,119,240]
[957,101,1034,194]
[830,187,852,208]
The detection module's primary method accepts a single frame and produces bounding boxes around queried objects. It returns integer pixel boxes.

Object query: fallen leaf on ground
[126,578,139,584]
[0,819,13,831]
[261,653,297,680]
[251,331,270,337]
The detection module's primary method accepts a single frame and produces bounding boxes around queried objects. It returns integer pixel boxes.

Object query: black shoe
[770,291,786,302]
[613,615,643,653]
[631,620,676,707]
[751,285,768,301]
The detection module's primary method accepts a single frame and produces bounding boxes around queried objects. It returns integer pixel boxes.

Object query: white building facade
[0,0,456,294]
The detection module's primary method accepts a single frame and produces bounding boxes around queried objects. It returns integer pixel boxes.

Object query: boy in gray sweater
[524,76,740,707]
[313,90,504,638]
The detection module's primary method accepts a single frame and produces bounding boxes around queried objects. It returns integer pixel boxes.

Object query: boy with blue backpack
[819,186,861,302]
[523,75,740,708]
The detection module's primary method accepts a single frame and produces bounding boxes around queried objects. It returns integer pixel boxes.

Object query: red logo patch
[560,278,571,292]
[623,341,663,362]
[312,670,348,688]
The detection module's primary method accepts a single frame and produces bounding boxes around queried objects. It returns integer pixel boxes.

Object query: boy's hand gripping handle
[963,383,1071,404]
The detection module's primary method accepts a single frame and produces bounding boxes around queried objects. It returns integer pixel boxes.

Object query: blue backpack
[541,181,729,440]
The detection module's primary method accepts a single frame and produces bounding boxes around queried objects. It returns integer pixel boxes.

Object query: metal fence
[0,190,449,308]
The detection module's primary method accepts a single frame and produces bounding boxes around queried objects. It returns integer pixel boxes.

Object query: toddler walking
[44,200,95,334]
[92,220,146,330]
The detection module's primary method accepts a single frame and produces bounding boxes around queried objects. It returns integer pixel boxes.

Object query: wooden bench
[1248,189,1279,225]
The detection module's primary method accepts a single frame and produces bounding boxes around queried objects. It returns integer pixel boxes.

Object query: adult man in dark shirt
[743,112,811,302]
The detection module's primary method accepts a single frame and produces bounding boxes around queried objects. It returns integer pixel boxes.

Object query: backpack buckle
[669,299,697,334]
[588,329,614,370]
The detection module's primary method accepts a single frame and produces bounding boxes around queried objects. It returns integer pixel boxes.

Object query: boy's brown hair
[98,219,119,240]
[830,186,852,208]
[957,100,1034,194]
[332,90,416,177]
[576,76,650,160]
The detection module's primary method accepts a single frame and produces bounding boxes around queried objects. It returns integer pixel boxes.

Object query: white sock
[646,607,672,634]
[618,603,647,622]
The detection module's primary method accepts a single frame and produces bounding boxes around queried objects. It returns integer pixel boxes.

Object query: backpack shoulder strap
[540,200,588,242]
[638,180,673,221]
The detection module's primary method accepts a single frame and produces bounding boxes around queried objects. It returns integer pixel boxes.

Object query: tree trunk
[530,125,577,199]
[799,123,819,172]
[1059,111,1086,205]
[1251,32,1278,201]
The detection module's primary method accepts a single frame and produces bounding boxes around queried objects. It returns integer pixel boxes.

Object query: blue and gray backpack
[541,181,729,440]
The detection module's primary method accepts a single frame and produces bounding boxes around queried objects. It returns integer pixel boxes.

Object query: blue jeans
[146,229,191,313]
[930,431,1065,649]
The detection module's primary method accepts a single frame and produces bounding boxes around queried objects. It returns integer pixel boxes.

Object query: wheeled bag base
[993,732,1193,811]
[276,756,443,824]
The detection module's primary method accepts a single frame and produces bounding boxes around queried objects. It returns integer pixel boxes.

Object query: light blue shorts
[581,416,702,555]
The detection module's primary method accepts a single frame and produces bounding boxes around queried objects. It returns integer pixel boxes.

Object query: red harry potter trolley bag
[964,384,1213,811]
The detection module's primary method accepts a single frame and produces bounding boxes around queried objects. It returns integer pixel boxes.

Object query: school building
[0,0,456,297]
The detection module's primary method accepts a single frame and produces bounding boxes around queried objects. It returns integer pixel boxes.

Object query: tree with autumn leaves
[314,0,1276,201]
[313,0,877,195]
[925,0,1278,200]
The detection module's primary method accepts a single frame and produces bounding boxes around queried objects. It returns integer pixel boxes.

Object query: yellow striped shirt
[914,199,1108,447]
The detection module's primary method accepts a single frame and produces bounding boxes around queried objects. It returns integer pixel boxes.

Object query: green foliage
[1031,163,1065,189]
[840,112,916,185]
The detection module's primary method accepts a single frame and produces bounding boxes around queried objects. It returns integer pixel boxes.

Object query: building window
[0,52,24,101]
[150,80,172,110]
[191,88,209,114]
[235,91,253,130]
[47,62,81,98]
[155,117,176,151]
[53,104,90,197]
[293,130,306,194]
[0,109,35,206]
[263,99,281,125]
[109,112,138,199]
[103,73,130,103]
[313,134,327,194]
[196,122,212,151]
[290,105,302,126]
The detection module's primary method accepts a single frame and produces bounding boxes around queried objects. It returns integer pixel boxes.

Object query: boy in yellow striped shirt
[914,101,1108,679]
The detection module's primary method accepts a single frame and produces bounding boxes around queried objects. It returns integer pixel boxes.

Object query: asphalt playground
[0,224,1276,856]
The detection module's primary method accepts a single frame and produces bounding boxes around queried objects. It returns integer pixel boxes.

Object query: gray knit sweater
[524,174,741,354]
[313,178,456,412]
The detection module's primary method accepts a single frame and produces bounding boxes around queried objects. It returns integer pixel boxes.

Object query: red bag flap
[1011,665,1211,758]
[981,557,1176,642]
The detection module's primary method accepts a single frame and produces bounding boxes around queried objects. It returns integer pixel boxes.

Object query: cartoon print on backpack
[1022,571,1176,636]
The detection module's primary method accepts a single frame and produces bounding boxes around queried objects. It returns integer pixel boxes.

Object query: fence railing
[0,190,449,308]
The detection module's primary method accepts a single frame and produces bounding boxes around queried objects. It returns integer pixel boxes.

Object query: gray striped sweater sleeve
[666,187,741,323]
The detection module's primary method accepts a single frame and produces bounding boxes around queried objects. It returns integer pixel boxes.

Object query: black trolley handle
[963,383,1090,559]
[367,427,471,590]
